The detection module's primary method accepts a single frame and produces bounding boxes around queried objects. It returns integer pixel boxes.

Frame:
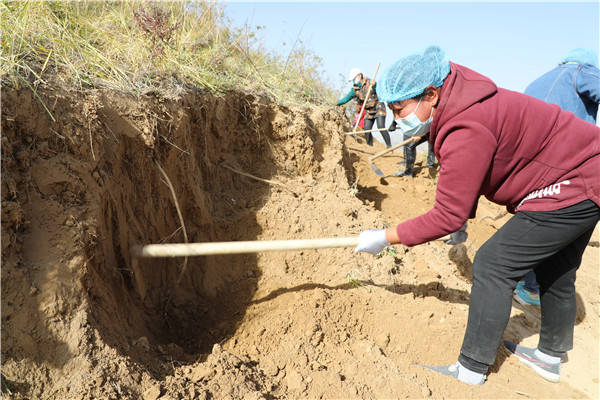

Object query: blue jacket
[525,62,600,124]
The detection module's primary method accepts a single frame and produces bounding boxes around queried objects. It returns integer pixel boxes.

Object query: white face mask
[395,98,433,137]
[353,76,362,85]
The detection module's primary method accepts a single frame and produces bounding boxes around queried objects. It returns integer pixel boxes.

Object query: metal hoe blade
[366,137,414,177]
[369,161,385,176]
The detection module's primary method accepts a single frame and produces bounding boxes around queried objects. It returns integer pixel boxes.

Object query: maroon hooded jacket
[395,63,600,247]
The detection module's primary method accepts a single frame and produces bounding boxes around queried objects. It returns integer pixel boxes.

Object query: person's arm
[388,126,497,246]
[412,134,429,146]
[336,87,356,106]
[575,66,600,104]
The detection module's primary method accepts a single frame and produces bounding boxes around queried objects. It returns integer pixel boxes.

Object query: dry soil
[1,86,598,399]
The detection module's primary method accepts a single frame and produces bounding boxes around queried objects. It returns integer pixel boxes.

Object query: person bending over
[354,46,599,386]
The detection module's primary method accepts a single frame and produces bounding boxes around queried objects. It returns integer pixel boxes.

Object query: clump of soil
[2,85,598,399]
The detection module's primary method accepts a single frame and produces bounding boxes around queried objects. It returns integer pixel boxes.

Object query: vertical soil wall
[1,85,353,397]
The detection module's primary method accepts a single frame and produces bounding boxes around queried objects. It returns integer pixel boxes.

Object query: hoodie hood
[430,62,498,144]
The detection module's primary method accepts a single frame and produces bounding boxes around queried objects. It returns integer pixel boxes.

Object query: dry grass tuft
[0,1,335,105]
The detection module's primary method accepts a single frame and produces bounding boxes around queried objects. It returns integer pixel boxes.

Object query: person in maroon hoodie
[354,46,600,385]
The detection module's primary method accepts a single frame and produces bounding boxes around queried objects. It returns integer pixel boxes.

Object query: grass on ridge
[0,1,336,106]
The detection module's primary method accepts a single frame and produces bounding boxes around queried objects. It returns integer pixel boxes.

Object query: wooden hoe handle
[368,137,415,162]
[345,128,389,135]
[133,237,360,257]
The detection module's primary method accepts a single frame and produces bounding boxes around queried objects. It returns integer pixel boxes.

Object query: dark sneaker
[393,170,414,177]
[420,362,485,385]
[503,341,560,382]
[513,281,541,306]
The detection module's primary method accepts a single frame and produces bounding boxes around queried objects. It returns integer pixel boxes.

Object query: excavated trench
[84,96,275,363]
[1,86,347,377]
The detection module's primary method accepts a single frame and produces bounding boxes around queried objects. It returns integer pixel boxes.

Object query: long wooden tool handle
[368,137,415,162]
[352,62,381,132]
[133,237,360,258]
[345,128,388,135]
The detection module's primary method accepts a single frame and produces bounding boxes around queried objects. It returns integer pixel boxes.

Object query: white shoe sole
[516,356,560,383]
[512,292,540,307]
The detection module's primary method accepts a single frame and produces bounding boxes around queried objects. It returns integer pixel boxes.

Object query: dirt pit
[2,86,598,399]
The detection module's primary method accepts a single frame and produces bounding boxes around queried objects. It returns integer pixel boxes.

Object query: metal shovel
[368,137,416,176]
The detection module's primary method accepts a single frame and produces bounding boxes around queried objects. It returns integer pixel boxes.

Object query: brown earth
[1,86,598,399]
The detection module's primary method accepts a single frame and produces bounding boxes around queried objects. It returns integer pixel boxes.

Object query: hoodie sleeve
[575,66,600,104]
[395,126,497,246]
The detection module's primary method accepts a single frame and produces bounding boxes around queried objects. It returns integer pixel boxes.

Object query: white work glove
[354,229,390,255]
[446,230,467,245]
[446,222,468,245]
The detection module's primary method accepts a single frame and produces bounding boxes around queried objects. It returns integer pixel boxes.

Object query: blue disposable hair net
[378,46,451,103]
[562,48,598,68]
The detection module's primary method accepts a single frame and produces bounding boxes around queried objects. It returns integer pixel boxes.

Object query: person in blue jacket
[514,48,600,307]
[525,48,600,125]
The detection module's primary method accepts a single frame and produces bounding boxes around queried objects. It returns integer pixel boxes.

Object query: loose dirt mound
[1,86,598,399]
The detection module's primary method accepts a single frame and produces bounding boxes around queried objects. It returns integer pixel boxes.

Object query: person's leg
[405,142,417,176]
[395,133,416,177]
[458,200,599,374]
[513,269,541,306]
[426,141,436,167]
[523,270,540,293]
[400,134,409,167]
[503,225,595,382]
[363,118,374,146]
[375,116,391,147]
[536,226,595,356]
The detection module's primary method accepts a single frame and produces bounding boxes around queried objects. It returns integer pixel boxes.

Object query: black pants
[458,200,600,374]
[363,116,391,147]
[402,133,436,170]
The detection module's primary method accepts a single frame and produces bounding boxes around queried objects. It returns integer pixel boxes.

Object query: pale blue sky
[224,1,598,90]
[223,1,599,141]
